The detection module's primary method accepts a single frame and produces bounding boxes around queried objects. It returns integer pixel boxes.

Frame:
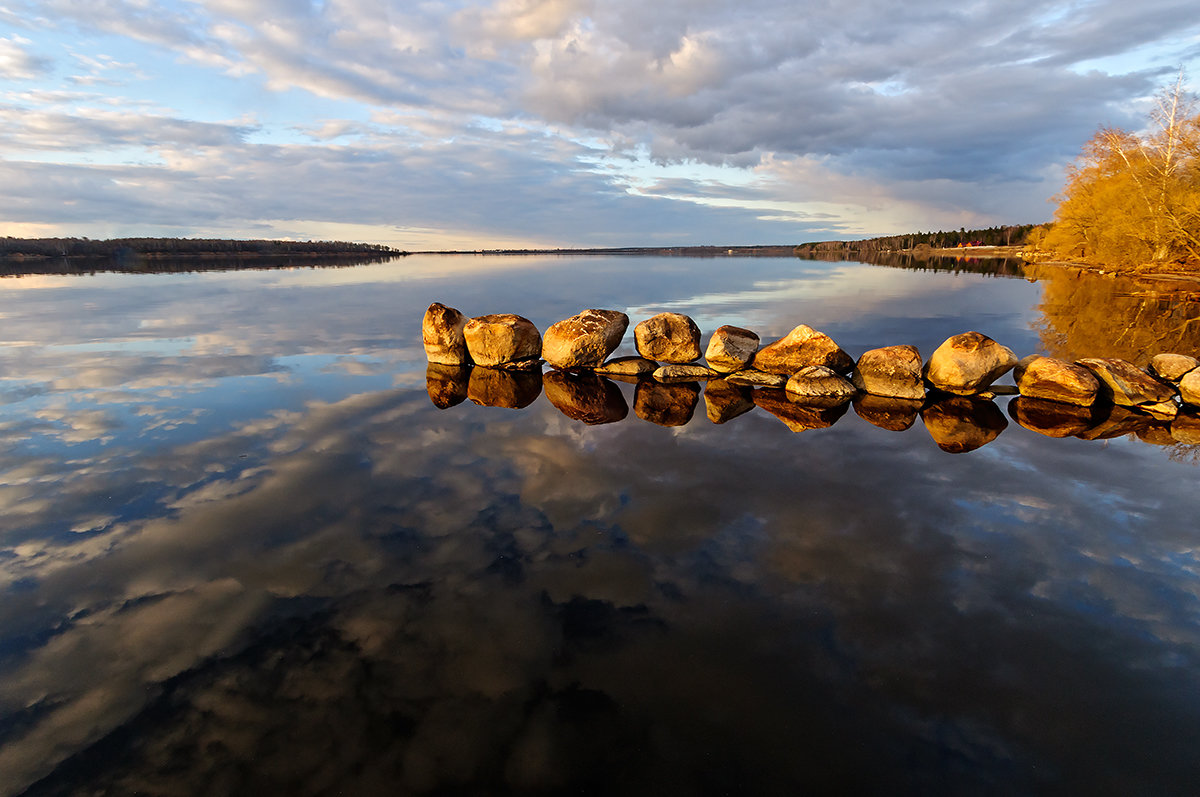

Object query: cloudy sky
[1,0,1197,249]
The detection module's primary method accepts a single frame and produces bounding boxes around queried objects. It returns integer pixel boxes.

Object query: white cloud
[0,34,51,79]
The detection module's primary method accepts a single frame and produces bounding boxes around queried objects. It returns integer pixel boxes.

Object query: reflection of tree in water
[1029,264,1200,363]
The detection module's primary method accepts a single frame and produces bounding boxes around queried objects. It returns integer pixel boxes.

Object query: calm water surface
[1,255,1199,795]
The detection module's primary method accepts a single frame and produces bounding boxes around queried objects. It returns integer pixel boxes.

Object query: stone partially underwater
[422,302,1200,453]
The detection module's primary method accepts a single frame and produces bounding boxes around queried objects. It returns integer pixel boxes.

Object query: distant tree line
[794,224,1039,257]
[0,237,404,259]
[1032,74,1200,268]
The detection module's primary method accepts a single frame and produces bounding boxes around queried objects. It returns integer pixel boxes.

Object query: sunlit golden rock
[425,363,471,409]
[921,394,1008,453]
[703,379,755,424]
[1181,370,1200,407]
[463,313,542,368]
[724,369,788,388]
[1150,353,1199,383]
[634,312,702,363]
[543,370,628,425]
[1171,410,1200,444]
[1077,357,1176,408]
[654,363,719,382]
[751,324,853,375]
[924,331,1017,395]
[1008,396,1098,438]
[634,380,699,426]
[753,388,848,432]
[852,394,922,431]
[1013,355,1100,407]
[849,344,925,400]
[704,325,760,372]
[1074,404,1154,440]
[541,309,629,369]
[595,356,658,377]
[467,366,542,409]
[422,302,470,365]
[785,365,856,404]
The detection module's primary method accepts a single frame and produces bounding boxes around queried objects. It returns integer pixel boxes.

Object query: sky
[1,0,1198,250]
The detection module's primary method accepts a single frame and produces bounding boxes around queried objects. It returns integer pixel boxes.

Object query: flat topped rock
[724,369,788,388]
[635,312,702,364]
[925,331,1017,395]
[785,365,856,405]
[654,363,719,382]
[464,313,543,368]
[422,302,470,365]
[751,325,853,375]
[1013,355,1100,407]
[850,345,924,400]
[595,356,658,377]
[705,325,760,373]
[542,308,629,369]
[1077,358,1176,407]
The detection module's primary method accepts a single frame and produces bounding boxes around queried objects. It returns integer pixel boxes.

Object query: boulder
[1013,355,1100,407]
[1076,358,1176,408]
[595,356,658,377]
[924,331,1017,395]
[784,365,856,405]
[422,302,470,365]
[1007,396,1098,438]
[704,325,760,372]
[467,367,542,409]
[634,313,702,363]
[1181,369,1200,407]
[753,388,848,432]
[543,370,628,425]
[849,345,924,400]
[634,380,700,427]
[724,369,788,389]
[463,314,543,368]
[1149,353,1199,383]
[751,325,853,375]
[425,363,470,409]
[541,309,629,369]
[704,380,756,424]
[654,364,719,382]
[921,395,1008,453]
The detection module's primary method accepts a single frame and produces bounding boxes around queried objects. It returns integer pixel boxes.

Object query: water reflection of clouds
[3,259,1200,793]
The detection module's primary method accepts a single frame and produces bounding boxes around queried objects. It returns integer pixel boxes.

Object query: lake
[1,254,1199,795]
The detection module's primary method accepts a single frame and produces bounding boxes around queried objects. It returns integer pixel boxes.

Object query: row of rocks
[425,363,1200,453]
[422,303,1200,417]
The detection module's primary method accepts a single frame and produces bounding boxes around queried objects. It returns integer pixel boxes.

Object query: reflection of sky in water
[1,256,1199,795]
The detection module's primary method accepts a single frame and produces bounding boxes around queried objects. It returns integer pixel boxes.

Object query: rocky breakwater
[422,302,1200,452]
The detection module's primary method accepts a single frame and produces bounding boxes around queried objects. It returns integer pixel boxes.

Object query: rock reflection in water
[425,363,471,409]
[702,379,756,424]
[1075,404,1156,441]
[543,370,628,425]
[634,380,700,426]
[1008,396,1100,438]
[752,389,849,432]
[921,394,1009,453]
[467,367,542,409]
[852,394,923,432]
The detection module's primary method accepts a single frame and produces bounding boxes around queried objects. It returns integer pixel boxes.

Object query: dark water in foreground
[1,255,1199,795]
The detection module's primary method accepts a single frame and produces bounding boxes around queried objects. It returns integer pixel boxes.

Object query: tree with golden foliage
[1040,74,1200,268]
